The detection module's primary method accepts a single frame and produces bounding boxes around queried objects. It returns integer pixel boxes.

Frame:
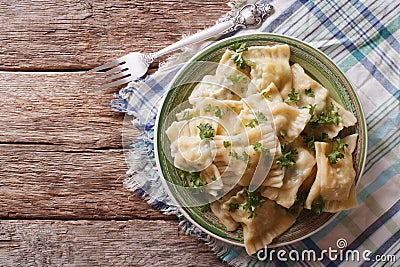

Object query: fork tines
[87,59,133,91]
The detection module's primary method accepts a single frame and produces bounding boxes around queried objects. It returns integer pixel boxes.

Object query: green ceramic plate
[155,33,367,248]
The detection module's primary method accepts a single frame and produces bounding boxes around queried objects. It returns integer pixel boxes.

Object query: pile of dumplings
[165,43,358,255]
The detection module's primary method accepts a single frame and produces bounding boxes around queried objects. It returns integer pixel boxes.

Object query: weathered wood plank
[0,144,171,220]
[0,0,229,70]
[0,220,226,266]
[0,71,126,149]
[1,1,232,263]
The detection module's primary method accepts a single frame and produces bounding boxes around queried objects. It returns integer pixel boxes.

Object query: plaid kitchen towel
[110,0,400,266]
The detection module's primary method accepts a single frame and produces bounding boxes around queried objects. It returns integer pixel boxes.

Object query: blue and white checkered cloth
[111,0,399,265]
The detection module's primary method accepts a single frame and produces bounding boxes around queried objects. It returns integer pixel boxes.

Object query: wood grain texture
[0,0,233,264]
[0,0,229,70]
[0,71,124,148]
[0,220,225,266]
[0,144,172,220]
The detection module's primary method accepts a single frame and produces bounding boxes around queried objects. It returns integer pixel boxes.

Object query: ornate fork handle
[148,3,273,61]
[219,3,274,33]
[89,3,273,91]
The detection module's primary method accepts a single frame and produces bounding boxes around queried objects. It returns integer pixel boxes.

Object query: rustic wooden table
[0,1,230,265]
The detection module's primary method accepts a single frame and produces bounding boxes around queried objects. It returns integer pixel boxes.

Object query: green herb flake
[285,89,301,103]
[289,191,308,214]
[276,145,298,169]
[185,172,204,188]
[308,103,342,129]
[246,118,259,128]
[305,88,315,97]
[308,104,317,115]
[255,112,267,124]
[328,137,348,165]
[223,141,231,148]
[311,196,325,214]
[229,202,240,212]
[241,150,249,162]
[230,43,251,70]
[330,104,341,125]
[227,74,248,84]
[180,110,192,121]
[203,104,212,112]
[247,161,252,169]
[230,150,240,160]
[230,149,250,165]
[319,104,339,124]
[302,133,329,150]
[308,116,319,129]
[252,141,263,152]
[279,129,287,138]
[251,141,271,166]
[214,106,224,118]
[197,123,215,142]
[242,188,264,219]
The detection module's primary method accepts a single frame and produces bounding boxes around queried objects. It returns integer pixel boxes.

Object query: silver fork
[88,3,273,91]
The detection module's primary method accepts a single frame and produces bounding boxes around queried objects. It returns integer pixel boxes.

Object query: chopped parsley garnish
[285,89,300,103]
[245,112,267,128]
[230,43,252,70]
[252,141,263,152]
[328,137,348,165]
[308,103,342,129]
[247,161,252,169]
[302,133,329,150]
[180,110,192,121]
[229,202,240,212]
[289,191,308,214]
[203,104,212,112]
[308,116,319,128]
[319,104,340,124]
[246,118,259,128]
[255,112,267,123]
[197,123,215,143]
[180,172,204,188]
[276,145,298,169]
[242,150,250,162]
[230,149,250,164]
[248,141,269,167]
[256,143,272,167]
[230,150,239,159]
[279,129,287,138]
[252,141,270,155]
[214,106,224,118]
[305,88,315,97]
[230,150,240,159]
[242,188,264,219]
[311,196,325,214]
[227,74,248,84]
[223,141,231,148]
[211,176,217,181]
[308,103,317,115]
